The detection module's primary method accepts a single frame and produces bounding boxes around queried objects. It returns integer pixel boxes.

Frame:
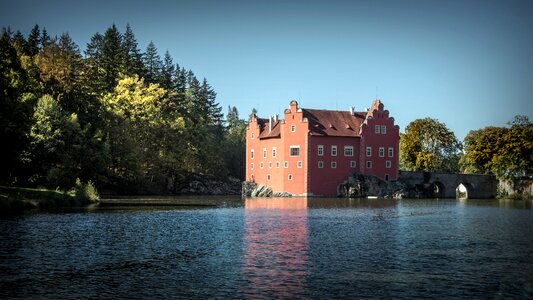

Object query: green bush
[73,178,100,203]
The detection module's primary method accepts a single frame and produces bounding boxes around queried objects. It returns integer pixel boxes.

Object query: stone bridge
[398,171,498,199]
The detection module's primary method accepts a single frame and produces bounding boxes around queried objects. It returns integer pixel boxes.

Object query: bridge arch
[429,181,445,198]
[456,182,474,199]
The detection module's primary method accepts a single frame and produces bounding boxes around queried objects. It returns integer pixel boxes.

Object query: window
[251,132,254,139]
[263,147,267,158]
[350,161,356,168]
[366,161,372,169]
[268,162,272,168]
[251,163,254,170]
[388,147,394,157]
[288,174,293,180]
[291,125,296,132]
[284,161,288,168]
[297,161,302,168]
[318,145,324,156]
[381,125,386,134]
[331,145,337,156]
[290,146,300,157]
[260,162,264,169]
[366,147,372,157]
[385,174,389,181]
[276,161,280,168]
[251,149,254,159]
[267,174,271,181]
[379,147,385,157]
[386,160,391,168]
[375,125,380,134]
[331,161,337,168]
[344,146,354,156]
[318,161,324,168]
[272,147,276,158]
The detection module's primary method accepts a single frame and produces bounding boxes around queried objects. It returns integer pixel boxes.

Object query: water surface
[1,198,532,298]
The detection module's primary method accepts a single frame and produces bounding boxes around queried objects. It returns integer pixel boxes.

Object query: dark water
[1,198,532,299]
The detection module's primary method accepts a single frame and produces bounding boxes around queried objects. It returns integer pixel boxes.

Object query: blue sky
[2,0,532,140]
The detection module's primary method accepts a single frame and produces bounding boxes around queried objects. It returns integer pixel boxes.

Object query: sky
[2,0,532,140]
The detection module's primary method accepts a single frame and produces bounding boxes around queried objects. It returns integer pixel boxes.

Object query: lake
[1,197,532,298]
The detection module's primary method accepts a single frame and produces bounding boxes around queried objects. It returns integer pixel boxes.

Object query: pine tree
[84,32,105,95]
[101,24,123,92]
[27,24,41,56]
[121,24,144,77]
[41,27,51,48]
[143,41,162,84]
[161,50,174,90]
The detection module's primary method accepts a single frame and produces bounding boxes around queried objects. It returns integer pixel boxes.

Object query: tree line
[1,24,246,193]
[399,116,532,184]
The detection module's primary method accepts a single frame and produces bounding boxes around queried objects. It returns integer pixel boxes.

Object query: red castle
[246,100,399,196]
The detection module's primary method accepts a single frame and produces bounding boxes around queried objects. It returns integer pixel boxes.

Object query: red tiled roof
[257,118,281,139]
[303,109,365,137]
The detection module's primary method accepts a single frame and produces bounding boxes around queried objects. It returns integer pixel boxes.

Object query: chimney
[349,107,354,115]
[269,115,272,132]
[274,114,278,122]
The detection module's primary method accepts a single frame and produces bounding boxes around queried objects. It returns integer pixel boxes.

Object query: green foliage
[400,118,462,172]
[1,23,246,194]
[461,115,533,180]
[73,178,99,202]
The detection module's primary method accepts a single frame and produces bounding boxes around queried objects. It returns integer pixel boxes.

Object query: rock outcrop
[241,182,293,198]
[338,174,408,199]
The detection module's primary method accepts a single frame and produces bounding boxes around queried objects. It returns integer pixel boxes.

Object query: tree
[100,24,123,92]
[461,115,533,180]
[121,24,144,76]
[27,24,41,56]
[400,118,462,172]
[143,41,162,84]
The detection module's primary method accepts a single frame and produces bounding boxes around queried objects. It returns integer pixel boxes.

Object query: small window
[331,161,337,168]
[290,146,300,156]
[331,145,337,156]
[366,161,372,169]
[350,161,356,168]
[381,125,386,134]
[251,149,254,159]
[291,125,296,132]
[268,162,272,168]
[251,163,254,170]
[379,147,385,157]
[272,147,276,158]
[267,174,271,181]
[288,174,293,180]
[388,147,394,157]
[344,146,354,156]
[297,161,302,168]
[366,147,372,157]
[284,161,288,168]
[386,160,391,168]
[276,161,280,168]
[375,125,380,134]
[260,162,264,169]
[385,174,389,181]
[263,147,267,158]
[318,161,324,168]
[318,145,324,156]
[251,132,254,139]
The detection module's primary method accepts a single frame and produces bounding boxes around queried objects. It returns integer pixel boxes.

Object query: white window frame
[366,161,372,169]
[276,161,280,168]
[331,161,337,168]
[366,146,372,157]
[381,125,386,134]
[386,160,391,168]
[291,125,296,132]
[331,145,337,156]
[288,174,293,180]
[388,147,394,157]
[290,145,300,157]
[263,147,267,158]
[344,146,354,157]
[251,132,254,139]
[318,145,324,156]
[284,161,288,168]
[260,162,264,169]
[297,161,302,168]
[267,174,271,181]
[251,149,254,159]
[379,147,385,157]
[350,161,356,168]
[375,125,380,134]
[268,162,272,169]
[251,163,254,170]
[272,147,276,158]
[318,161,324,168]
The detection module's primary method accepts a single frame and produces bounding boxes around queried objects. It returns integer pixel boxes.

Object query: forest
[1,24,247,194]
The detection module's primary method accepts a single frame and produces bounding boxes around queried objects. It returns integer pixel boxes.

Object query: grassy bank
[0,185,98,215]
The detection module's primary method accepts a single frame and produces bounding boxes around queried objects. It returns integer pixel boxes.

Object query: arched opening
[430,181,445,198]
[456,183,473,199]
